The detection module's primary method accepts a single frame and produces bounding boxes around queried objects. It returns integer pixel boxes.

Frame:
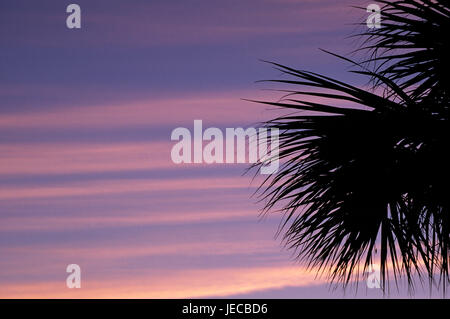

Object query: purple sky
[0,0,443,298]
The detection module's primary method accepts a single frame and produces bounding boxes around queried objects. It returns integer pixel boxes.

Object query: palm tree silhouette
[252,0,450,292]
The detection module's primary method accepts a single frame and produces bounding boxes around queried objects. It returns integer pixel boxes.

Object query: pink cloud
[0,90,278,129]
[0,141,172,175]
[0,176,251,200]
[0,265,324,298]
[0,209,259,232]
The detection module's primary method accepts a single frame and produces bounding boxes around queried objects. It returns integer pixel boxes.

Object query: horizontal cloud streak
[0,142,171,175]
[0,176,252,200]
[0,265,324,298]
[0,209,260,232]
[0,91,277,129]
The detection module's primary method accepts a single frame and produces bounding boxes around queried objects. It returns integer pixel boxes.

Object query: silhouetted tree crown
[252,0,450,293]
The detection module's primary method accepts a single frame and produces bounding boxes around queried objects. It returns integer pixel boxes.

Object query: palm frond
[358,0,450,102]
[251,60,449,292]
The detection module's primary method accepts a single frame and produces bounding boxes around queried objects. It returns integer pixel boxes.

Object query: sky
[0,0,444,298]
